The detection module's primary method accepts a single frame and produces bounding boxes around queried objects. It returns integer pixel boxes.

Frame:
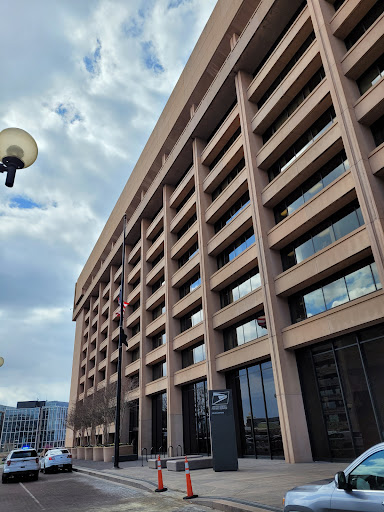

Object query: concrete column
[65,309,85,447]
[235,70,312,462]
[163,184,184,453]
[193,138,226,392]
[307,0,384,285]
[138,219,152,453]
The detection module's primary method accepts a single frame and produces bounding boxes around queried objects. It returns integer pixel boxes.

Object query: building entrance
[182,380,210,455]
[297,324,384,461]
[226,361,283,458]
[152,392,167,454]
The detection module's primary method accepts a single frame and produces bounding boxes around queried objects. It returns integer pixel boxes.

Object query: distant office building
[67,0,384,463]
[0,401,68,452]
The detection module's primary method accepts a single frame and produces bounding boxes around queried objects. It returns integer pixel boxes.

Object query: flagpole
[114,214,126,469]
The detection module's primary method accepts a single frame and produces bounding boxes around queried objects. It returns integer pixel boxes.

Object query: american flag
[115,288,129,319]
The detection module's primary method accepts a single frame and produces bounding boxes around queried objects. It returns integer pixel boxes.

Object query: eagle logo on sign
[212,391,229,405]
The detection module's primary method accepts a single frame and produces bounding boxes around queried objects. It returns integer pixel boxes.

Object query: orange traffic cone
[155,455,167,492]
[183,456,198,499]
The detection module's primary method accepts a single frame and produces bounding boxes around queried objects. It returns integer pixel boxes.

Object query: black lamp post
[0,128,38,187]
[114,214,128,469]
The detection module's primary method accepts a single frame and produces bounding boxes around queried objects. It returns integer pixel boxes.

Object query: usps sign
[212,391,229,406]
[209,389,238,471]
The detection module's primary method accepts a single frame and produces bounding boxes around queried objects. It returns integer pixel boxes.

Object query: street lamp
[0,357,4,368]
[0,128,38,187]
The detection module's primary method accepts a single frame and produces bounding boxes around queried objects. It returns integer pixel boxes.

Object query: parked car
[40,448,72,473]
[2,448,40,483]
[283,442,384,511]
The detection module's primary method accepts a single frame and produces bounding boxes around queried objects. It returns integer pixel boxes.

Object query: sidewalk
[73,457,346,512]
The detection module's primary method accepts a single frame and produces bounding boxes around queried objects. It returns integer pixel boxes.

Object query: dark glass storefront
[182,380,211,455]
[152,392,167,453]
[297,324,384,461]
[128,399,139,454]
[226,361,283,458]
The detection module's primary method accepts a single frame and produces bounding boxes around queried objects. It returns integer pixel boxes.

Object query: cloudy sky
[0,0,217,407]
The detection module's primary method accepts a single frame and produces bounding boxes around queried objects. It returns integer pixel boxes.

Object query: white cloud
[0,0,217,407]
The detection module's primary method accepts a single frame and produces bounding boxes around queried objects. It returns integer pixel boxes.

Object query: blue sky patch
[10,196,41,209]
[54,103,82,124]
[141,41,164,73]
[122,18,142,38]
[55,104,68,117]
[168,0,189,8]
[83,39,102,74]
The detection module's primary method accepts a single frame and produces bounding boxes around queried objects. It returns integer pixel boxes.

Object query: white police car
[2,448,40,483]
[40,448,72,473]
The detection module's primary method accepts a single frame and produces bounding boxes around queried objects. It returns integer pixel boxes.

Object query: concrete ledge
[167,457,213,471]
[148,455,200,469]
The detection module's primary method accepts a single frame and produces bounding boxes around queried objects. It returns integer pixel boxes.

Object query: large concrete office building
[67,0,384,462]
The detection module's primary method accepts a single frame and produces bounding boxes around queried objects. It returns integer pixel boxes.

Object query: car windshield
[11,450,37,458]
[49,450,63,455]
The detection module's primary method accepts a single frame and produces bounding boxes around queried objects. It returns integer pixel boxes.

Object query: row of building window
[178,213,197,239]
[176,186,195,213]
[220,268,261,308]
[179,273,201,300]
[152,251,164,268]
[179,242,199,268]
[214,191,250,233]
[153,361,167,380]
[371,114,384,148]
[289,260,381,324]
[181,342,206,368]
[252,0,306,78]
[217,228,255,269]
[180,306,203,333]
[153,302,166,320]
[357,54,384,96]
[224,312,268,351]
[258,32,316,109]
[268,107,336,181]
[211,158,245,201]
[274,151,349,224]
[209,126,242,170]
[344,0,383,51]
[281,201,364,271]
[262,67,325,143]
[152,330,166,349]
[152,275,165,294]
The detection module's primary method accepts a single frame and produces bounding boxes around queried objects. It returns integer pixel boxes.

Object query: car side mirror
[335,471,348,490]
[1,458,5,462]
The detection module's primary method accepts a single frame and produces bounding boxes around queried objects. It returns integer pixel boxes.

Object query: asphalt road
[0,470,211,512]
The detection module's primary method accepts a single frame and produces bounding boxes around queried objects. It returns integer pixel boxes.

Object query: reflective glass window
[345,266,376,300]
[323,277,349,310]
[333,210,360,240]
[303,289,326,317]
[295,238,315,263]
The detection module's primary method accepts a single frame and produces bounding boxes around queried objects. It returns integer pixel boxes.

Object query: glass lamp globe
[0,357,4,367]
[0,128,38,168]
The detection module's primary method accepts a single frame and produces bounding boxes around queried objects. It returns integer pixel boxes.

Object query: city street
[0,471,211,512]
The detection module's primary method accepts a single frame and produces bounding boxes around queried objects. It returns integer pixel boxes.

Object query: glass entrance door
[227,360,283,458]
[298,324,384,460]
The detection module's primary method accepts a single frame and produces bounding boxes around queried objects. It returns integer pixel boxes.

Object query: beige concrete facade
[66,0,384,462]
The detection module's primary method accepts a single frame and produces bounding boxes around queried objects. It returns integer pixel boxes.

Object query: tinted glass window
[12,450,37,458]
[349,450,384,490]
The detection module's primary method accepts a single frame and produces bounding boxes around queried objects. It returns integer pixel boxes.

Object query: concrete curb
[74,466,156,492]
[74,466,282,512]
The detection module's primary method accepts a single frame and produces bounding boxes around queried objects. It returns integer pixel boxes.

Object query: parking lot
[0,470,211,512]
